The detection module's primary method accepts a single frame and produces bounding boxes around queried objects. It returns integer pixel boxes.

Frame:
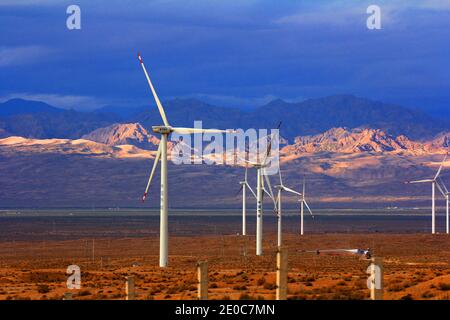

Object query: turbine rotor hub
[152,126,172,134]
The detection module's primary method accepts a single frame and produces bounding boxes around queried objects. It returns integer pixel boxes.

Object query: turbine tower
[138,53,234,267]
[255,159,277,256]
[407,153,448,234]
[300,178,314,236]
[436,175,449,234]
[240,131,278,256]
[238,166,256,236]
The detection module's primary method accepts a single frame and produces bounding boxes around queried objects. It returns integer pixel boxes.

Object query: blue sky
[0,0,449,115]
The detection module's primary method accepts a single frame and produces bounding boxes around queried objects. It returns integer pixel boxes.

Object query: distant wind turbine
[407,153,448,234]
[436,176,449,234]
[240,129,279,256]
[275,175,314,247]
[138,53,235,267]
[275,170,301,247]
[299,178,314,236]
[237,165,256,236]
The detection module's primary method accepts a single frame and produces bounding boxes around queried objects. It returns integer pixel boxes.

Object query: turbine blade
[262,133,275,165]
[237,155,259,167]
[262,122,281,165]
[263,173,277,211]
[138,53,170,127]
[302,178,306,198]
[278,166,283,186]
[276,190,281,210]
[438,177,449,194]
[407,179,434,184]
[172,127,233,134]
[235,184,244,197]
[142,144,162,202]
[282,186,302,196]
[263,171,274,199]
[436,181,447,197]
[245,182,257,198]
[304,200,314,218]
[434,153,448,180]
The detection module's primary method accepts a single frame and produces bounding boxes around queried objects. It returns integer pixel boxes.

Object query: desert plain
[0,213,449,300]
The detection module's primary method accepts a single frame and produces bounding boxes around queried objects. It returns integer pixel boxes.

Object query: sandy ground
[1,232,450,300]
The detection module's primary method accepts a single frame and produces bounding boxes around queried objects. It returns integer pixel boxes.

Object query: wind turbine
[299,178,314,236]
[407,153,448,234]
[138,53,234,267]
[275,170,301,247]
[240,131,278,256]
[275,174,314,246]
[436,179,450,234]
[436,175,449,234]
[237,166,256,236]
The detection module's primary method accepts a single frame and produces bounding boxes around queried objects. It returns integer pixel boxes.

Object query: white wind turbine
[138,53,234,267]
[275,175,314,247]
[240,132,278,256]
[238,165,256,236]
[299,178,314,236]
[436,174,449,234]
[407,153,448,234]
[274,171,301,247]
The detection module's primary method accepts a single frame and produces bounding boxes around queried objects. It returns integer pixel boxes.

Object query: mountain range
[0,96,448,208]
[1,95,449,141]
[81,123,161,151]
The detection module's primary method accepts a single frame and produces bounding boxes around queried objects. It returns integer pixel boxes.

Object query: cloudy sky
[0,0,449,115]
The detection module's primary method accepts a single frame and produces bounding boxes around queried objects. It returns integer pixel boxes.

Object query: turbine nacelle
[152,126,173,134]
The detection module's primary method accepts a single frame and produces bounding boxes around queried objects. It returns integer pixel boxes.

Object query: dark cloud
[0,0,448,116]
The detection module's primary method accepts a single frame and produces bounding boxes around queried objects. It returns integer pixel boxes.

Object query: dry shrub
[233,285,247,290]
[263,282,276,290]
[438,283,450,291]
[421,291,434,298]
[78,289,91,296]
[166,287,178,294]
[256,277,266,286]
[37,284,50,294]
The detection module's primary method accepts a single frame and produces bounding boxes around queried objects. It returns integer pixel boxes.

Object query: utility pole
[197,261,208,300]
[125,276,135,300]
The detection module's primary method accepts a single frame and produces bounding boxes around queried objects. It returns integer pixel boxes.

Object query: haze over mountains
[0,95,448,208]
